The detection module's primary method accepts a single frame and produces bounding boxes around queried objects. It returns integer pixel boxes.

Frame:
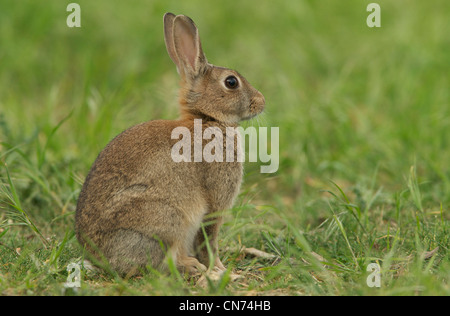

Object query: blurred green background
[0,0,449,295]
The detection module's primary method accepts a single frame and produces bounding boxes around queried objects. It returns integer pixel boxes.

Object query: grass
[0,0,449,295]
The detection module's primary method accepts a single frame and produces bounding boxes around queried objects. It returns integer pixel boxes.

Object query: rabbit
[75,12,265,277]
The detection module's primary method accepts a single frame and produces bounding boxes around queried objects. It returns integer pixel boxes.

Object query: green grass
[1,0,449,295]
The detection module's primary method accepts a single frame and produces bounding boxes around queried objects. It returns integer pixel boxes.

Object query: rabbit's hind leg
[102,229,165,277]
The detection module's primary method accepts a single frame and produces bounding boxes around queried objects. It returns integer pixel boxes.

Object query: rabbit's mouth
[242,112,259,121]
[242,104,264,121]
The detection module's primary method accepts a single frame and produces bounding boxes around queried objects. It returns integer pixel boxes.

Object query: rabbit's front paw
[214,257,226,272]
[178,256,207,275]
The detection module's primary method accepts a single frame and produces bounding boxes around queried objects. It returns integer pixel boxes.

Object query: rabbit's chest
[201,160,243,211]
[200,129,243,210]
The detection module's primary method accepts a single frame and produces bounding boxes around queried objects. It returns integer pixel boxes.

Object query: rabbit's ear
[163,13,180,72]
[172,15,208,78]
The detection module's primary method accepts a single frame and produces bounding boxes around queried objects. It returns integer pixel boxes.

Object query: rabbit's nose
[250,90,265,114]
[253,90,265,107]
[256,91,265,106]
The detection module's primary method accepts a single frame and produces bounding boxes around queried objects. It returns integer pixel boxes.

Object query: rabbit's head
[164,13,265,124]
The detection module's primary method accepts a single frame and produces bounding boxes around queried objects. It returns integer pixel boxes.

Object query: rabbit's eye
[225,76,239,89]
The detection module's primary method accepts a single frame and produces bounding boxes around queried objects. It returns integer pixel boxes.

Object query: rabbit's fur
[75,13,265,277]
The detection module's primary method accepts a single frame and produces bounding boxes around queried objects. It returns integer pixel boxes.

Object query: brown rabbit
[75,12,265,277]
